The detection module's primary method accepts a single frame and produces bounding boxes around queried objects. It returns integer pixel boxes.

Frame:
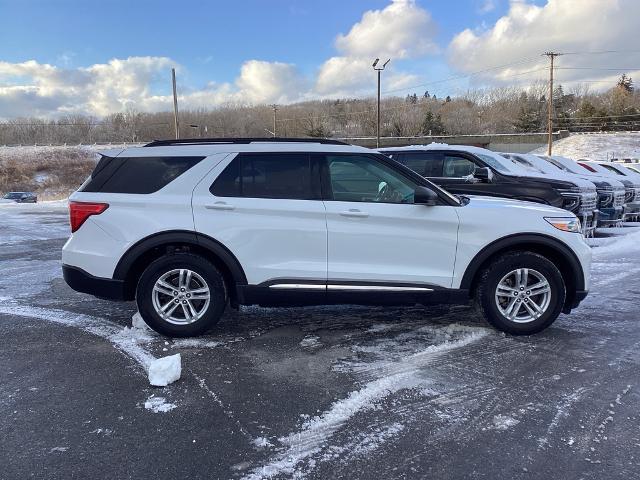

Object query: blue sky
[0,0,636,117]
[1,0,515,84]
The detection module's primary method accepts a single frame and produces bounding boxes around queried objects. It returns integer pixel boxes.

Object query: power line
[381,56,542,95]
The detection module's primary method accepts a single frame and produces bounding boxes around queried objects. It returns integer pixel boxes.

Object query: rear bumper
[62,264,127,301]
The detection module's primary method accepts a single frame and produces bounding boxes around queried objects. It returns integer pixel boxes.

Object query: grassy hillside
[0,147,97,200]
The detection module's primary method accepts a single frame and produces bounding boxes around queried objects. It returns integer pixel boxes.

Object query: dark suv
[379,145,597,235]
[2,192,37,203]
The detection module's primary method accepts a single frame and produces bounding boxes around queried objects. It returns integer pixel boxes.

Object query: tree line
[0,75,637,145]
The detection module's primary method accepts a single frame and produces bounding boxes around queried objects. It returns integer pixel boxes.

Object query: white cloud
[0,57,307,118]
[315,0,437,97]
[478,0,497,14]
[0,1,439,118]
[335,0,438,59]
[448,0,640,87]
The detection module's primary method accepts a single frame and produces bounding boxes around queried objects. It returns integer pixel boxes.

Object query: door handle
[340,209,369,218]
[205,202,235,211]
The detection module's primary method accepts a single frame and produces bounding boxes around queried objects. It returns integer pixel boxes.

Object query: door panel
[325,202,460,287]
[322,154,459,288]
[192,153,327,285]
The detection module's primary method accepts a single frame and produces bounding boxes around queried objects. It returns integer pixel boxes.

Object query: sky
[0,0,639,118]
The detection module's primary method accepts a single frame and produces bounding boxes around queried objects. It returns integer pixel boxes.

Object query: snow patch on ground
[148,354,181,387]
[172,338,224,349]
[0,303,156,371]
[242,324,489,479]
[491,414,520,431]
[299,335,322,349]
[252,437,274,449]
[531,132,640,161]
[144,396,177,413]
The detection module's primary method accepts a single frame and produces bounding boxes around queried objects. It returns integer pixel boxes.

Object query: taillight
[69,201,109,233]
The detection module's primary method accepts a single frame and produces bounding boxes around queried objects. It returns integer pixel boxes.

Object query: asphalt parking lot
[2,202,640,480]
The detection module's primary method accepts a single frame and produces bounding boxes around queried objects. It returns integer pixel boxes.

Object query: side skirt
[237,280,470,308]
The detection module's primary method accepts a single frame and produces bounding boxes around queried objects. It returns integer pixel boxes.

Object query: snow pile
[131,312,150,330]
[531,132,640,161]
[148,354,182,387]
[144,396,177,413]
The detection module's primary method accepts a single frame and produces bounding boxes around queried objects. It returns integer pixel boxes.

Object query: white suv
[62,138,591,337]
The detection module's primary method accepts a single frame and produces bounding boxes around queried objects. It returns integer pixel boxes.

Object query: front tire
[474,251,565,335]
[136,253,227,337]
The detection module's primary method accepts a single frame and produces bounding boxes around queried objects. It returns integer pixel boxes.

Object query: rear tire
[474,251,565,335]
[136,253,227,337]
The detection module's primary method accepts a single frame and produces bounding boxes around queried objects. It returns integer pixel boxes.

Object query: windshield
[540,156,570,172]
[599,164,625,176]
[505,154,545,173]
[475,153,512,174]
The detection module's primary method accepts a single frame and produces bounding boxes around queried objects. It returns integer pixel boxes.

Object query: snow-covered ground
[531,132,640,161]
[0,143,144,157]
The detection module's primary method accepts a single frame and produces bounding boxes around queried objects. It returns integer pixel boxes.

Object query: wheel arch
[113,230,247,303]
[460,233,585,309]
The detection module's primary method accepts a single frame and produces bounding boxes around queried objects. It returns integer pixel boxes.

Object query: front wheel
[474,252,566,335]
[136,253,227,337]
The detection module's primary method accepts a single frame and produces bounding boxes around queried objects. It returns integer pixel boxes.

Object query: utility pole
[544,52,562,155]
[271,104,278,137]
[372,58,390,148]
[171,68,179,139]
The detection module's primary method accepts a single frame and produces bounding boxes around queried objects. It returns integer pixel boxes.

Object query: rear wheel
[136,253,227,337]
[474,251,565,335]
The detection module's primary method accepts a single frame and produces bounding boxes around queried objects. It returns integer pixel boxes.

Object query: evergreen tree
[617,74,634,93]
[421,111,446,135]
[445,95,452,102]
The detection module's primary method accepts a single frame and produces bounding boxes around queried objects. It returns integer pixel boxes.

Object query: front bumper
[623,201,640,220]
[598,205,624,226]
[62,264,127,301]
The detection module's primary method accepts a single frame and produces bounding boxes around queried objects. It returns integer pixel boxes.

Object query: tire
[136,253,227,337]
[474,251,565,335]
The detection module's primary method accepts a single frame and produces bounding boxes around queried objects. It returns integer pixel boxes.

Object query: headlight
[545,217,582,233]
[598,191,614,208]
[559,191,581,213]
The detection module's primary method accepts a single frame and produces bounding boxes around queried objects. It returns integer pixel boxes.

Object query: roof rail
[144,137,349,147]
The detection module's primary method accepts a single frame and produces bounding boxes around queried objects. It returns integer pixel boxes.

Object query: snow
[132,311,150,330]
[299,335,322,349]
[491,415,520,431]
[0,303,157,371]
[243,324,489,480]
[148,354,182,387]
[144,396,177,413]
[531,132,640,161]
[252,437,274,449]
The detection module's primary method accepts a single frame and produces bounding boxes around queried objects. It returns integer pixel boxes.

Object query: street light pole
[171,68,179,140]
[372,58,390,148]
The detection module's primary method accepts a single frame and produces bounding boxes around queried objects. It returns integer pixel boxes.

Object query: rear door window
[81,156,205,194]
[210,153,319,200]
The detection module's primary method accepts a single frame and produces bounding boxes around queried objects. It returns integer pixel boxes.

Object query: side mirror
[414,186,438,206]
[473,167,491,182]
